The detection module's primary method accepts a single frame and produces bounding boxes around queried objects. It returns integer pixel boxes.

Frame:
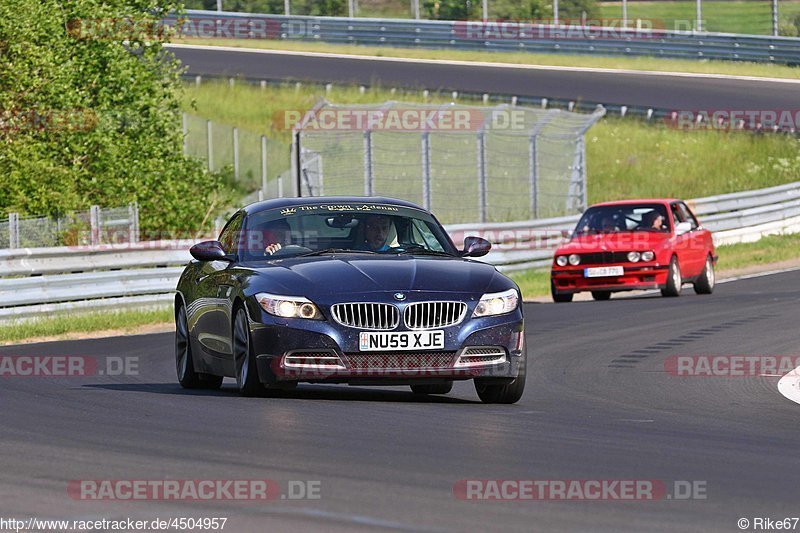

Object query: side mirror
[675,222,692,236]
[461,236,491,257]
[190,240,230,262]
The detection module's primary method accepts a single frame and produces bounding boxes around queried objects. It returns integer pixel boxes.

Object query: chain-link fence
[0,204,139,249]
[293,101,604,224]
[183,113,291,198]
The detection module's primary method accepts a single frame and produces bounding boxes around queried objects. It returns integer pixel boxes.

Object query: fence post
[421,132,432,211]
[528,134,538,219]
[233,127,240,180]
[696,0,703,31]
[363,130,374,196]
[182,112,188,156]
[477,131,487,224]
[133,201,139,244]
[567,138,586,212]
[772,0,779,36]
[90,205,101,246]
[206,120,214,171]
[8,213,19,249]
[278,176,284,198]
[128,203,136,244]
[285,0,290,15]
[413,0,420,19]
[261,135,268,197]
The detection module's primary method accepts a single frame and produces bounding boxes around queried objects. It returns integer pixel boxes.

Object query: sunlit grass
[0,307,173,345]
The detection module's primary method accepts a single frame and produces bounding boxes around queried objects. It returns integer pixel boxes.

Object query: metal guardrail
[170,11,800,65]
[1,180,799,320]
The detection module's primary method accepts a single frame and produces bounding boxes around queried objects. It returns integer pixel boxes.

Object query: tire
[175,304,202,389]
[551,280,573,303]
[233,306,264,397]
[693,255,715,295]
[661,257,682,297]
[474,354,526,404]
[591,291,611,301]
[410,382,453,395]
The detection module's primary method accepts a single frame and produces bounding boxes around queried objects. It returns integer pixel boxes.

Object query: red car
[550,199,717,302]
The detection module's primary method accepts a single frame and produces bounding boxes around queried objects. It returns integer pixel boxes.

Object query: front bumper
[248,306,525,385]
[551,264,670,294]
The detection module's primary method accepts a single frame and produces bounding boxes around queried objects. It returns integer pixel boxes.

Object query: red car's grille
[579,251,630,265]
[344,352,456,370]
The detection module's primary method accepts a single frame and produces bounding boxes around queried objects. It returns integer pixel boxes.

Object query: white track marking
[165,43,800,85]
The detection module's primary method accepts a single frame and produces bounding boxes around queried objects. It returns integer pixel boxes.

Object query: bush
[182,0,346,16]
[0,0,226,232]
[421,0,596,20]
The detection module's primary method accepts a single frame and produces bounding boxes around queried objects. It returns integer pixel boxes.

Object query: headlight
[555,255,568,267]
[256,293,324,320]
[473,288,519,318]
[627,251,641,263]
[641,250,655,262]
[568,254,581,266]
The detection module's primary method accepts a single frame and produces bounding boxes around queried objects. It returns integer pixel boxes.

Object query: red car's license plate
[584,266,624,278]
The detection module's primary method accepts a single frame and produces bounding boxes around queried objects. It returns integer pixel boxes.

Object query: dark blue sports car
[174,197,526,403]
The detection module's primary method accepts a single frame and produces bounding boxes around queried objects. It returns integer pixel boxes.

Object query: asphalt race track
[168,44,800,111]
[2,270,799,531]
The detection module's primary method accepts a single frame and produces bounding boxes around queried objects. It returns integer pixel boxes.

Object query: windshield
[236,203,457,261]
[573,204,670,235]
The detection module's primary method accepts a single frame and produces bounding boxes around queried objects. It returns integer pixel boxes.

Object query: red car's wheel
[661,257,682,297]
[693,255,715,295]
[551,280,573,303]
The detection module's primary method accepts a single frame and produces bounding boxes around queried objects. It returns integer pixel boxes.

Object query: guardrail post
[8,213,19,249]
[364,129,374,196]
[261,135,268,197]
[477,131,487,224]
[233,127,240,180]
[128,203,137,244]
[421,132,431,211]
[90,205,101,246]
[206,120,214,171]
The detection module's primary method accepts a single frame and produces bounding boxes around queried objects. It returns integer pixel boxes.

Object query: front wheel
[693,255,715,295]
[176,305,201,389]
[474,357,526,404]
[661,257,682,297]
[233,307,264,397]
[551,280,573,303]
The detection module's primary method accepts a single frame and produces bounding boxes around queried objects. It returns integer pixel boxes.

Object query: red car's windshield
[574,204,670,235]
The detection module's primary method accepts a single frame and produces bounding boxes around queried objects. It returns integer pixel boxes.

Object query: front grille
[344,352,455,370]
[331,303,400,330]
[579,252,630,265]
[404,301,467,330]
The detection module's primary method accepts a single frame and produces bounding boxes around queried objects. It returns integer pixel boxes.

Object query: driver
[360,215,395,252]
[641,210,665,230]
[261,219,292,256]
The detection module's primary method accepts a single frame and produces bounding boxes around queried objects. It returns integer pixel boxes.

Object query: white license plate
[584,266,624,278]
[359,331,445,351]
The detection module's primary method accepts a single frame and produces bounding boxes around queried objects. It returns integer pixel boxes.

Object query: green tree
[0,0,225,232]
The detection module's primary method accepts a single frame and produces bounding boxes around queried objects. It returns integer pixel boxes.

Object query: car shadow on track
[80,383,481,404]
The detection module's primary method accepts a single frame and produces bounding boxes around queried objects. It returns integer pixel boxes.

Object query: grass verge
[0,307,173,345]
[172,38,800,80]
[509,232,800,299]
